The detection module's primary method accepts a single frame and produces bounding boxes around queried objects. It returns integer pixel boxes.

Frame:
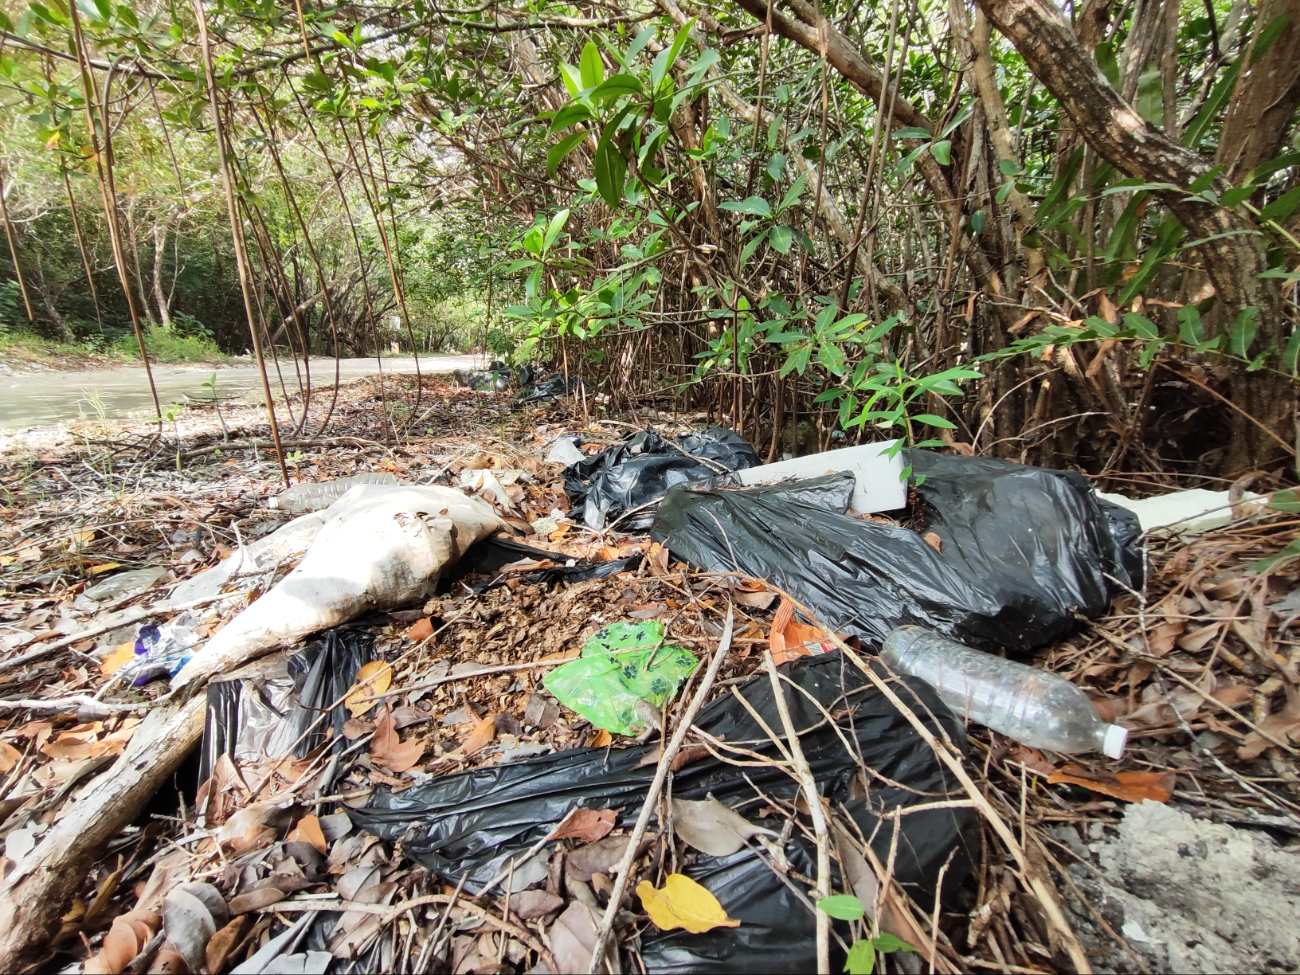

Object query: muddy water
[0,355,480,431]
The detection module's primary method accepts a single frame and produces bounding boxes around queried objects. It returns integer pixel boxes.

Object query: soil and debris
[1,370,1298,975]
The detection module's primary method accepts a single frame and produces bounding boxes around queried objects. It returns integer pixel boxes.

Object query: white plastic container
[882,626,1127,758]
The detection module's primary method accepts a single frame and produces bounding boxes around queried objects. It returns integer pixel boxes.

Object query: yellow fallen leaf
[637,874,740,934]
[85,562,122,576]
[100,642,136,678]
[0,555,15,567]
[70,530,96,545]
[344,661,392,717]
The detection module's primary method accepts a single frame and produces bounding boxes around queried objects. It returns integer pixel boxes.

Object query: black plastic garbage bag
[516,370,591,403]
[564,428,762,530]
[457,534,642,588]
[651,450,1142,655]
[200,627,374,782]
[352,652,978,973]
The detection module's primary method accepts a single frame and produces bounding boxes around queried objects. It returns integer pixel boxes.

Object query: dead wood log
[0,695,205,969]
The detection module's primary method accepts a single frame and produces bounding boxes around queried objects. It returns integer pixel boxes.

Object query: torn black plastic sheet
[454,534,641,590]
[652,450,1143,655]
[563,428,762,531]
[200,627,375,784]
[352,652,979,973]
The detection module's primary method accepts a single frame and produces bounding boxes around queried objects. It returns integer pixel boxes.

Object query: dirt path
[0,355,480,431]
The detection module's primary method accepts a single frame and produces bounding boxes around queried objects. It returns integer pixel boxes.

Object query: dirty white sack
[172,485,502,690]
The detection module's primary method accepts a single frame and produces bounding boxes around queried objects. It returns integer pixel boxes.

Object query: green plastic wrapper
[544,621,699,735]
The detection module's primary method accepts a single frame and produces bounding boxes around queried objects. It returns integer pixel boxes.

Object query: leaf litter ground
[0,371,1298,974]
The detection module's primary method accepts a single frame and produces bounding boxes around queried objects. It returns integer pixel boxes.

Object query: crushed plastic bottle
[881,626,1127,758]
[269,472,399,512]
[117,614,202,687]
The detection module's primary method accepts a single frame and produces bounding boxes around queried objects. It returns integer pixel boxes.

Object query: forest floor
[0,373,1298,975]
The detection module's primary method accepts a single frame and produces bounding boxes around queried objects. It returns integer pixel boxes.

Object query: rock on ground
[1055,800,1300,973]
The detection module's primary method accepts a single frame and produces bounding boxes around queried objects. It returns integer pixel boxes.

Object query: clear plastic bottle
[269,472,399,512]
[881,626,1127,758]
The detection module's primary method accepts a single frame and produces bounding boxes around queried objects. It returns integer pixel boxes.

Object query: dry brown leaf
[671,797,776,857]
[509,890,564,921]
[1005,746,1057,778]
[733,588,777,610]
[635,742,710,772]
[405,617,434,642]
[206,916,250,974]
[344,661,392,718]
[1211,683,1254,708]
[1237,698,1300,760]
[99,642,135,678]
[1146,619,1184,656]
[923,531,942,553]
[286,814,328,854]
[551,808,616,843]
[637,874,740,933]
[461,715,497,755]
[586,728,612,748]
[1047,765,1173,803]
[1177,623,1221,653]
[370,705,425,773]
[41,738,92,762]
[0,741,20,773]
[342,718,374,740]
[146,944,187,974]
[228,887,286,914]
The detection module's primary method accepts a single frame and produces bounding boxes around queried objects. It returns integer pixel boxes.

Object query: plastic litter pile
[2,369,1298,975]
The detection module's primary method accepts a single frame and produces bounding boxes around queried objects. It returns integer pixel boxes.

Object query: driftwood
[0,695,206,970]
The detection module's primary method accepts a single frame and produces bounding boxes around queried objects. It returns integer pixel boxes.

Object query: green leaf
[870,933,915,954]
[768,225,793,254]
[969,210,986,235]
[1260,186,1300,223]
[1282,328,1300,375]
[893,126,931,140]
[1139,337,1166,368]
[1122,312,1158,339]
[1259,267,1300,280]
[998,157,1022,177]
[996,181,1014,204]
[913,414,956,430]
[816,894,866,921]
[550,103,592,131]
[594,138,625,208]
[579,41,605,90]
[1178,304,1205,346]
[1229,306,1259,357]
[766,152,786,181]
[1267,489,1300,514]
[547,130,587,177]
[559,63,584,99]
[624,26,656,65]
[740,230,769,264]
[543,208,570,251]
[1220,184,1254,207]
[719,196,772,217]
[1252,538,1300,573]
[779,173,809,212]
[591,74,643,101]
[845,940,875,975]
[931,140,951,165]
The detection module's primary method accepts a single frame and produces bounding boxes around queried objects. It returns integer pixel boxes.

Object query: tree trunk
[152,217,174,330]
[975,0,1291,470]
[1215,0,1300,183]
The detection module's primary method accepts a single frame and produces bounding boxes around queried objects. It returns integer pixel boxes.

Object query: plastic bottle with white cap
[881,626,1128,758]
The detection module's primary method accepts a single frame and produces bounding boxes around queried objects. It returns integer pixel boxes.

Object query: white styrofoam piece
[1097,487,1265,533]
[735,440,907,513]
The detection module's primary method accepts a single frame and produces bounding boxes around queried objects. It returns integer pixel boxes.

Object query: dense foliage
[1,0,1297,477]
